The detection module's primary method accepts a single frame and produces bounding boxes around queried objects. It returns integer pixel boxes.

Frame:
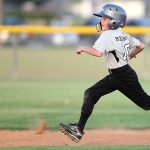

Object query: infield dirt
[0,129,150,147]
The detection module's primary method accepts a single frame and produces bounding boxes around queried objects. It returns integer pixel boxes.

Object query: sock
[77,112,90,132]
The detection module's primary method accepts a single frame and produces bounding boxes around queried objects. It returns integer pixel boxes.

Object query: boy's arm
[76,46,103,57]
[129,43,145,60]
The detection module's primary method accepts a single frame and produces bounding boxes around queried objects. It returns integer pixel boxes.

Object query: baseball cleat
[59,123,84,143]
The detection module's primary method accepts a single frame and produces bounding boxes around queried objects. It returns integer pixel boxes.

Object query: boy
[59,4,150,143]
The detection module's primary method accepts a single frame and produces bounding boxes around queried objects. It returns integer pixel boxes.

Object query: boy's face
[101,17,112,31]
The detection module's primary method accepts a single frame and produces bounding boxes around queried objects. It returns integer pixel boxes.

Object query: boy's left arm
[129,43,145,60]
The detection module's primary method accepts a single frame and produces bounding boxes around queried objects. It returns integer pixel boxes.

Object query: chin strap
[96,22,102,32]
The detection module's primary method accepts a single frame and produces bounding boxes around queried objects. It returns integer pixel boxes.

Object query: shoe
[59,123,84,143]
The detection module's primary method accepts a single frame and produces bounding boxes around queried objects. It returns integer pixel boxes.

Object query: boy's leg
[118,81,150,111]
[59,75,116,142]
[111,67,150,111]
[78,75,116,131]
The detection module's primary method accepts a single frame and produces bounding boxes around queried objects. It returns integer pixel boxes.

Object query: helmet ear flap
[108,20,120,30]
[96,22,102,32]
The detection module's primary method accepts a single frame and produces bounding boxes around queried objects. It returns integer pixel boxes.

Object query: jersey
[93,28,141,69]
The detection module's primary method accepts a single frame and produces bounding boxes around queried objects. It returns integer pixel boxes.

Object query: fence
[0,25,150,34]
[0,26,150,80]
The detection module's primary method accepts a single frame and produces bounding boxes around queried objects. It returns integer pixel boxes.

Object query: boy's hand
[129,43,144,60]
[129,54,136,60]
[76,47,84,55]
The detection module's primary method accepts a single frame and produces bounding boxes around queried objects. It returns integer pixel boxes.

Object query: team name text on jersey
[115,36,127,41]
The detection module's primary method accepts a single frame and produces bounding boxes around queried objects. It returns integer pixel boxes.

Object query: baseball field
[0,46,150,149]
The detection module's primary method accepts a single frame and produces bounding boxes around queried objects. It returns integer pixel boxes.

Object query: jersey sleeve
[126,33,141,48]
[93,32,108,54]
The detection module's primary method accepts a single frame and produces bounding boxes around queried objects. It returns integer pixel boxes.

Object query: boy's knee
[84,89,100,105]
[84,89,91,99]
[82,89,95,116]
[84,89,92,101]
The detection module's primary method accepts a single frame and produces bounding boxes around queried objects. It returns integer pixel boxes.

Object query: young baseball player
[59,4,150,143]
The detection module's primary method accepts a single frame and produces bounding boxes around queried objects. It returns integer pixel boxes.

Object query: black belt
[108,64,130,74]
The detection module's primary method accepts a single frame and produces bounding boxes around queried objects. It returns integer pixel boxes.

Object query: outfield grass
[0,47,150,130]
[0,46,150,80]
[0,79,150,130]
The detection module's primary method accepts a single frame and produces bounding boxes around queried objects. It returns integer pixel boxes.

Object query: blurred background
[0,0,150,80]
[0,0,150,131]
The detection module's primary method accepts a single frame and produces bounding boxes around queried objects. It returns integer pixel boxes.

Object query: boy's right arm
[129,43,145,60]
[76,46,103,57]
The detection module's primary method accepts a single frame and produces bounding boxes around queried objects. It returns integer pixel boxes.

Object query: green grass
[0,47,150,130]
[0,79,150,130]
[0,46,150,80]
[1,146,150,150]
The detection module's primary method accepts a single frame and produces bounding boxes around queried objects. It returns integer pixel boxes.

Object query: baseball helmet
[93,4,127,30]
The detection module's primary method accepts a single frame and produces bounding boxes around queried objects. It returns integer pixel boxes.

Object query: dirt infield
[0,129,150,147]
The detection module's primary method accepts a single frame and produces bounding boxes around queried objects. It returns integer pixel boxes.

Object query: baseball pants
[78,64,150,131]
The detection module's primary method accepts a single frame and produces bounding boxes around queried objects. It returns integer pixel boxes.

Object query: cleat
[59,123,84,143]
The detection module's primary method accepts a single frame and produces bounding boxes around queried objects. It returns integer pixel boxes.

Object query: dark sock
[77,112,90,132]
